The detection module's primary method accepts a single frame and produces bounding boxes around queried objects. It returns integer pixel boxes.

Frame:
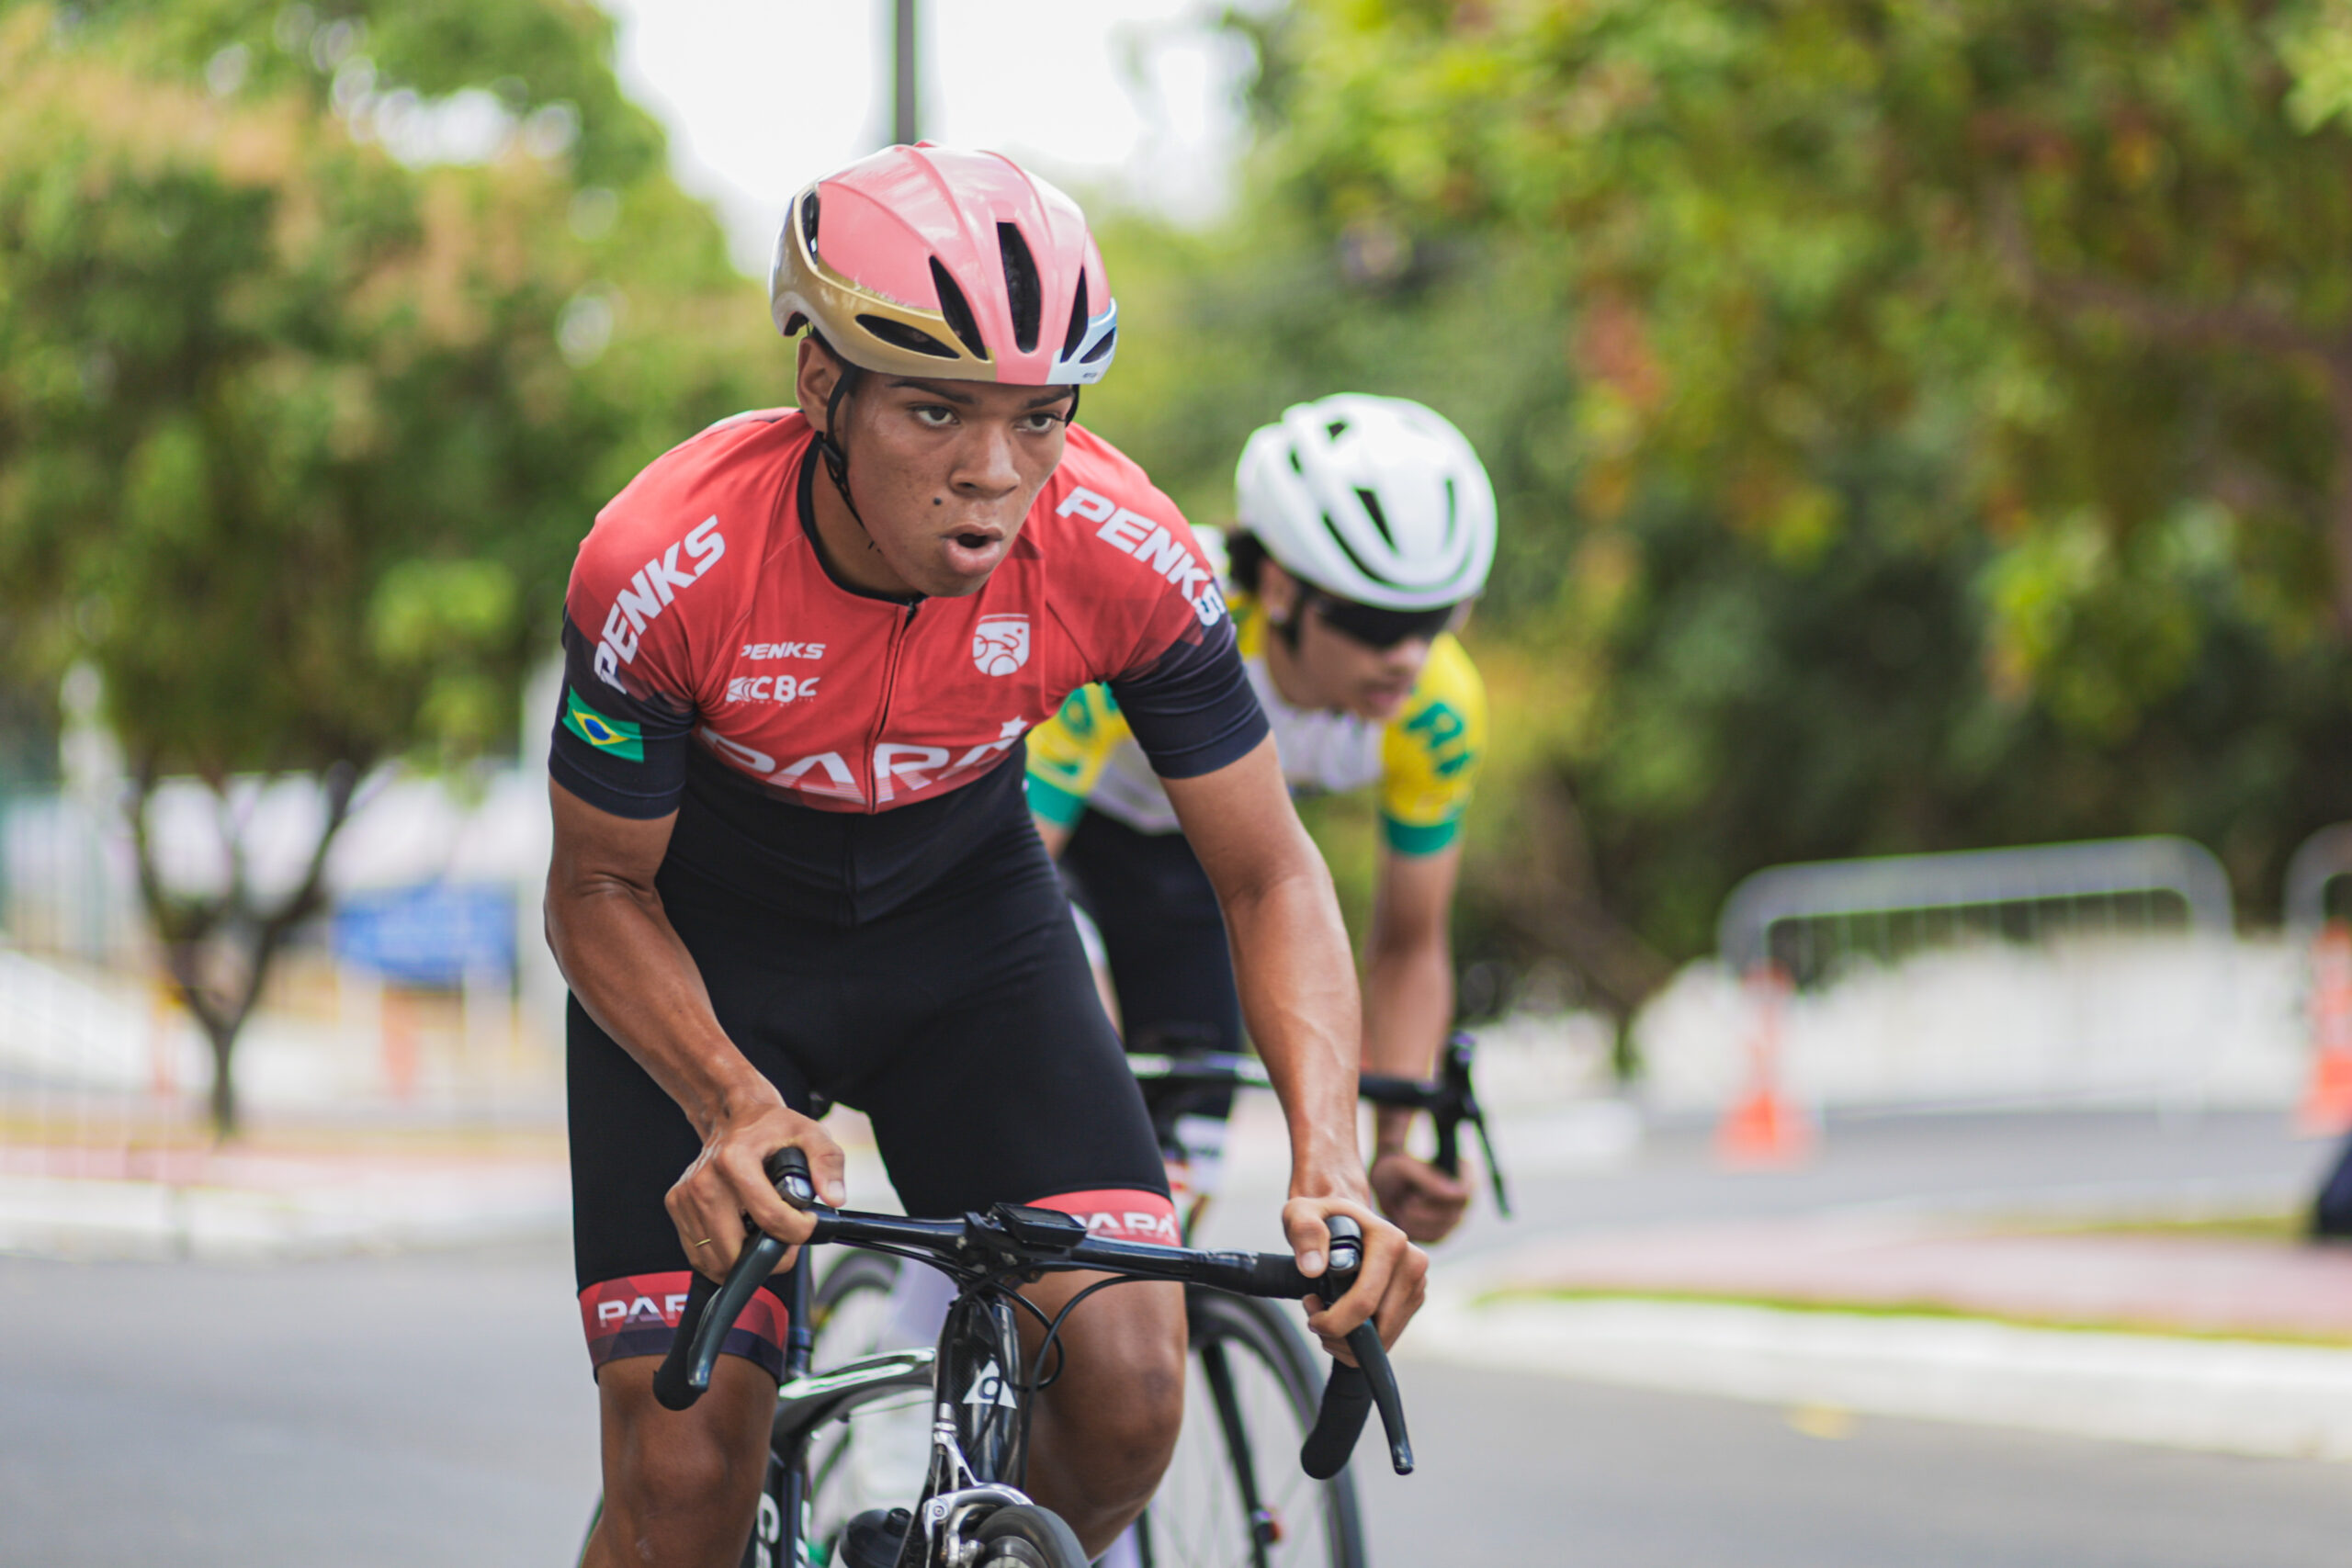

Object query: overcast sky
[596,0,1258,274]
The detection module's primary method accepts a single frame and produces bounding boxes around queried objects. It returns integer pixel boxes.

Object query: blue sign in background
[333,884,515,987]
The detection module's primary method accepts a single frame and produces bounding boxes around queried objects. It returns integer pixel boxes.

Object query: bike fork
[1197,1337,1279,1568]
[747,1257,817,1568]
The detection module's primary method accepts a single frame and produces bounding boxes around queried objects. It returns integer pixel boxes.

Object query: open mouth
[940,527,1007,577]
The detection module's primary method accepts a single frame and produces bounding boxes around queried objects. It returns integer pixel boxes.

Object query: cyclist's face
[1260,562,1442,722]
[800,343,1075,598]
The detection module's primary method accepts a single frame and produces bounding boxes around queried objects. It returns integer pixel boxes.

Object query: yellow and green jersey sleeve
[1378,634,1486,856]
[1026,629,1486,854]
[1026,682,1132,827]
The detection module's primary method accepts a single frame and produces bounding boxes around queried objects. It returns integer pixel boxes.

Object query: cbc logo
[972,615,1031,676]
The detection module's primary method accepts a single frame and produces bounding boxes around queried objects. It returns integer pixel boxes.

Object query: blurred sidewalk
[0,1135,572,1262]
[1476,1212,2352,1340]
[1410,1208,2352,1462]
[0,1111,902,1264]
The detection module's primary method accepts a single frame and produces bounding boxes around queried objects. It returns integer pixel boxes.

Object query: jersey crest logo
[972,615,1031,676]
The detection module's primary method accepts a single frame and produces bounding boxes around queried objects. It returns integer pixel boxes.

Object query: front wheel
[806,1253,937,1555]
[974,1504,1091,1568]
[1141,1291,1368,1568]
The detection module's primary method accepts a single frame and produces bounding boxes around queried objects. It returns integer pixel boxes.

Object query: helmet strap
[816,363,877,547]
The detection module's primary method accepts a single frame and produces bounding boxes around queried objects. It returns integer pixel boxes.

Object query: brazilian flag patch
[562,689,643,761]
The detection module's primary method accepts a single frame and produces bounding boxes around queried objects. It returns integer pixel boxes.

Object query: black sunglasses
[1306,592,1458,649]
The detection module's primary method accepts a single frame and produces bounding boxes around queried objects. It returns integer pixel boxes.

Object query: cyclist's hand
[1283,1190,1428,1363]
[665,1083,847,1282]
[1369,1150,1472,1244]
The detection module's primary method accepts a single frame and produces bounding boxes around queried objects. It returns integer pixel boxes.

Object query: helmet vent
[1080,323,1115,364]
[1287,448,1305,474]
[1355,489,1395,546]
[855,314,958,359]
[928,259,989,359]
[1061,274,1091,360]
[997,223,1042,353]
[1326,420,1350,439]
[1323,514,1399,588]
[1443,478,1458,528]
[802,191,821,251]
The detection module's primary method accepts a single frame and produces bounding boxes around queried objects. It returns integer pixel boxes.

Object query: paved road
[6,1242,2351,1568]
[4,1111,2347,1565]
[1354,1363,2352,1568]
[1197,1103,2341,1256]
[0,1244,597,1565]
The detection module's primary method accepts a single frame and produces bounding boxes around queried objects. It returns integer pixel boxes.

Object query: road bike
[805,1033,1507,1568]
[651,1148,1414,1568]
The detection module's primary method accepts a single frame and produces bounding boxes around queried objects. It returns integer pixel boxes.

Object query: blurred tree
[1248,0,2352,624]
[0,2,774,1133]
[1081,0,2352,1024]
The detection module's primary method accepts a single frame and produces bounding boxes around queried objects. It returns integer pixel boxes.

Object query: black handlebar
[1359,1034,1510,1218]
[652,1149,814,1413]
[1296,1214,1413,1478]
[1136,1032,1510,1219]
[651,1147,1414,1477]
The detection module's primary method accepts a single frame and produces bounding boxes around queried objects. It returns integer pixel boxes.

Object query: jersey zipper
[859,598,921,814]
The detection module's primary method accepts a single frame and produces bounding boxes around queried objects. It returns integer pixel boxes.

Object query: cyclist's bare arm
[1034,812,1071,857]
[1363,841,1473,1240]
[1161,735,1429,1353]
[546,779,843,1272]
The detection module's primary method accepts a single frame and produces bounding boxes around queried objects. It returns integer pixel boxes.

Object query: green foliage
[1086,0,2352,986]
[0,0,775,780]
[0,0,778,1127]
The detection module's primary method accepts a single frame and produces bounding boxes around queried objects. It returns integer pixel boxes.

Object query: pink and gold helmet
[770,143,1119,386]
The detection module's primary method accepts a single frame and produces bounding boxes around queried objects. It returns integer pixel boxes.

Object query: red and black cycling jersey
[549,409,1265,922]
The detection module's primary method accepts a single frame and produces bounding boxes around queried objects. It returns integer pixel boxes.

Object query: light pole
[891,0,918,146]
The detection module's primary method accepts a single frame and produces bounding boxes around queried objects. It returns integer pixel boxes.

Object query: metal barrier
[1687,838,2247,1131]
[2285,823,2352,936]
[1719,836,2233,981]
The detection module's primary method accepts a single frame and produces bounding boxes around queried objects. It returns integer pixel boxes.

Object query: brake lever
[1296,1215,1414,1478]
[1472,1111,1510,1218]
[1439,1032,1511,1219]
[766,1145,819,1209]
[1346,1322,1414,1476]
[651,1147,819,1412]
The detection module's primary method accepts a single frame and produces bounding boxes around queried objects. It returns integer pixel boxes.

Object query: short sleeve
[548,614,695,818]
[1106,611,1268,781]
[1378,636,1486,855]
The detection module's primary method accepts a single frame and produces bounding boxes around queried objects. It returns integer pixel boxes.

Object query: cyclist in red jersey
[546,144,1424,1568]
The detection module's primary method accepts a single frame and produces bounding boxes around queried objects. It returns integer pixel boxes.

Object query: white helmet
[1234,394,1497,610]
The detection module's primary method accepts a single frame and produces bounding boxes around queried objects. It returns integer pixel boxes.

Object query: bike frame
[701,1030,1504,1568]
[670,1196,1407,1568]
[757,1259,1037,1568]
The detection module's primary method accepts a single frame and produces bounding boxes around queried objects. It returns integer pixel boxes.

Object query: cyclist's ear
[795,334,849,435]
[1257,558,1303,626]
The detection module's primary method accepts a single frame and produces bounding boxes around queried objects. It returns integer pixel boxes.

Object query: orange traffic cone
[1716,962,1815,1168]
[2299,920,2352,1135]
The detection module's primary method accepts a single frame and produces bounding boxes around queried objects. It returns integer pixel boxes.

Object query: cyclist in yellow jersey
[1028,394,1495,1243]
